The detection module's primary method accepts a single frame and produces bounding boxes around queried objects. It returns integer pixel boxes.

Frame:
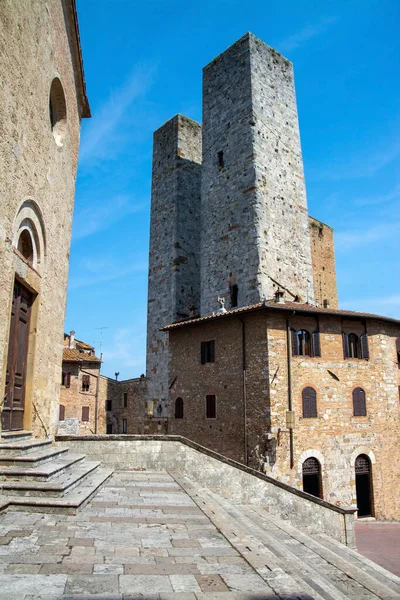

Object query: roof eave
[63,0,91,118]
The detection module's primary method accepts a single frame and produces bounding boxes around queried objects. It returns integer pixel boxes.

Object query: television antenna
[94,326,108,354]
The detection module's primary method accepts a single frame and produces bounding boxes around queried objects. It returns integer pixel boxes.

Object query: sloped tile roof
[62,348,101,363]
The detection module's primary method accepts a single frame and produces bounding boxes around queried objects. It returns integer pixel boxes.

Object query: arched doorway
[355,454,373,517]
[302,457,322,498]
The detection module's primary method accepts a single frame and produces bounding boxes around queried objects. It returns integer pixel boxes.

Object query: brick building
[165,298,400,520]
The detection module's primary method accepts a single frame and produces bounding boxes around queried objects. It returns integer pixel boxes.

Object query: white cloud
[335,220,400,251]
[79,63,156,165]
[102,327,146,376]
[72,194,146,240]
[279,16,338,53]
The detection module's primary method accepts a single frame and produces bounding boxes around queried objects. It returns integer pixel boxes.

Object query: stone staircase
[0,431,113,514]
[173,471,400,600]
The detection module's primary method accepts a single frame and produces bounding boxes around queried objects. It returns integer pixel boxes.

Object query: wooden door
[2,282,33,431]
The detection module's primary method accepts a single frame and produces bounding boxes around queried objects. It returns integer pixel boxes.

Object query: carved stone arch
[13,199,46,270]
[297,448,325,478]
[350,447,376,468]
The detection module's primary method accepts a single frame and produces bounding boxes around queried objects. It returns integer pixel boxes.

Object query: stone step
[243,504,400,600]
[2,467,114,514]
[0,460,101,497]
[0,445,68,467]
[0,453,85,482]
[172,471,400,600]
[0,430,32,443]
[0,438,52,456]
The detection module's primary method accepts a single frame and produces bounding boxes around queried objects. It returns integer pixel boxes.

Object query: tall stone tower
[146,115,202,406]
[200,33,314,315]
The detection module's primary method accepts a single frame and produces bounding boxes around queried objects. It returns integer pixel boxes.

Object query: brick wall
[309,217,338,309]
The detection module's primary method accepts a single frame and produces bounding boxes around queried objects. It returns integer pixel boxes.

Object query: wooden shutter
[302,387,317,418]
[353,388,366,416]
[360,333,369,360]
[65,372,71,388]
[342,332,349,359]
[59,404,65,421]
[291,329,299,356]
[82,406,90,421]
[200,342,206,364]
[312,331,321,357]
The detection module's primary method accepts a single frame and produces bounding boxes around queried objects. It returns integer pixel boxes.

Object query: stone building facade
[0,0,89,437]
[58,332,105,435]
[146,33,337,408]
[165,300,400,520]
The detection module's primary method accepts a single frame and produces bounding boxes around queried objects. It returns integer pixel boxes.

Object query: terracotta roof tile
[62,348,101,363]
[162,300,400,331]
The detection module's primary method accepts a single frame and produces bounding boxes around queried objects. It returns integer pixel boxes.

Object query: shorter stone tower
[146,115,202,406]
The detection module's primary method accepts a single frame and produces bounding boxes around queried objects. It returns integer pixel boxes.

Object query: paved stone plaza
[0,471,399,600]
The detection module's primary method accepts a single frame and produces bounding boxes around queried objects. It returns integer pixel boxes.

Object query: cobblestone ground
[355,521,400,577]
[0,472,279,599]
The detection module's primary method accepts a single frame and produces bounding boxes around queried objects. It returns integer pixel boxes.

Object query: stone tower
[200,33,314,315]
[146,115,202,406]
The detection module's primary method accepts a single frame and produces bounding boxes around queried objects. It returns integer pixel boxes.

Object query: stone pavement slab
[355,521,400,577]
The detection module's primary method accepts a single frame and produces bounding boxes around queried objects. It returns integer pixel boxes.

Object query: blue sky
[66,0,400,379]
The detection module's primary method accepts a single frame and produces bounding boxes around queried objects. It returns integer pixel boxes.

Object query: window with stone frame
[291,329,321,357]
[201,340,215,364]
[353,387,367,416]
[175,397,184,419]
[123,393,128,408]
[81,374,90,392]
[106,400,112,412]
[62,372,71,388]
[82,406,90,421]
[59,404,65,421]
[122,419,127,433]
[342,332,369,360]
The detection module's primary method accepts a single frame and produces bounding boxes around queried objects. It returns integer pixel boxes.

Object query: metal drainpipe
[237,317,248,465]
[286,318,294,469]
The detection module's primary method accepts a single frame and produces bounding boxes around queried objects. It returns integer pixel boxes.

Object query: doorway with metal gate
[302,457,323,498]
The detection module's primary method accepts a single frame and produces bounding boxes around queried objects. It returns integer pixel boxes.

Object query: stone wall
[0,1,87,437]
[309,217,338,309]
[166,307,400,520]
[55,435,356,546]
[200,33,314,315]
[146,115,202,405]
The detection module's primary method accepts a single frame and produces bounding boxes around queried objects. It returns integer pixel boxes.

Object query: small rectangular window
[106,400,112,412]
[201,340,215,364]
[206,395,216,419]
[65,372,71,388]
[217,151,224,169]
[81,374,90,392]
[122,419,127,433]
[59,405,65,421]
[106,423,112,434]
[123,393,128,408]
[82,406,90,422]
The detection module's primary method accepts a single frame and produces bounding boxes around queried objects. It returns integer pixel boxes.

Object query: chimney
[274,290,285,304]
[69,330,75,349]
[323,299,330,309]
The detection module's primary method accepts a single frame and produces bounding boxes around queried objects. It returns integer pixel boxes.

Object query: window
[81,374,90,392]
[106,423,113,434]
[63,372,71,388]
[230,284,238,308]
[302,387,317,418]
[343,332,369,360]
[302,457,322,498]
[17,230,34,263]
[201,340,215,364]
[175,397,184,419]
[353,387,367,416]
[82,406,90,422]
[59,404,65,421]
[206,395,216,418]
[122,419,127,433]
[106,400,112,412]
[217,150,224,169]
[123,393,128,408]
[49,77,67,147]
[291,329,321,357]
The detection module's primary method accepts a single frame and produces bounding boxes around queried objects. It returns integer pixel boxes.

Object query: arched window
[355,454,373,516]
[302,387,317,418]
[302,457,322,498]
[298,330,311,355]
[49,78,67,146]
[353,387,366,416]
[175,397,183,419]
[348,333,360,358]
[291,329,321,357]
[17,229,34,263]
